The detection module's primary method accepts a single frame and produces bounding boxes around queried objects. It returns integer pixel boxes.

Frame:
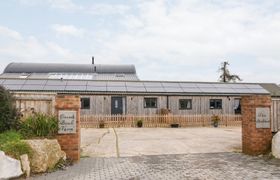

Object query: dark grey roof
[0,78,270,95]
[4,62,136,74]
[260,84,280,97]
[0,73,139,81]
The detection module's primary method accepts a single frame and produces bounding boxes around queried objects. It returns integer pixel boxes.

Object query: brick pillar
[241,95,272,155]
[55,95,81,161]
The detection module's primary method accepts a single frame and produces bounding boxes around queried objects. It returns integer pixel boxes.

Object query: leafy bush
[0,130,22,148]
[1,140,32,159]
[0,85,20,132]
[20,113,58,138]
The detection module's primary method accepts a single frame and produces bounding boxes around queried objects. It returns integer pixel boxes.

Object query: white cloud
[8,0,280,83]
[19,0,82,11]
[87,4,130,15]
[51,24,85,37]
[47,0,82,11]
[92,0,280,82]
[0,26,22,40]
[46,42,72,57]
[0,26,89,73]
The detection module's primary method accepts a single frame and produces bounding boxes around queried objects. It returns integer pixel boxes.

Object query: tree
[219,61,242,83]
[0,85,19,132]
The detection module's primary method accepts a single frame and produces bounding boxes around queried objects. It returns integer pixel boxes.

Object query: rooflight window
[19,73,30,78]
[48,73,93,80]
[115,74,125,77]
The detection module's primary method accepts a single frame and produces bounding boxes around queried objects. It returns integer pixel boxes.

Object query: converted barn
[0,62,280,130]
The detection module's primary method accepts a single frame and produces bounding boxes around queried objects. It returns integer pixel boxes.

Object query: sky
[0,0,280,83]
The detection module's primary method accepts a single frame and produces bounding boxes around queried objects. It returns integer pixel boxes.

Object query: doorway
[111,97,123,115]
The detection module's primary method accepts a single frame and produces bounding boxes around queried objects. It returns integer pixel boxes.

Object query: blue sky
[0,0,280,83]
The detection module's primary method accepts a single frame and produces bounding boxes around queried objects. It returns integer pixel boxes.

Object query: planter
[99,123,105,128]
[136,120,143,128]
[170,123,179,128]
[213,122,219,128]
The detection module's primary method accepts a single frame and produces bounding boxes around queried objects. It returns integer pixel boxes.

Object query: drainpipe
[167,95,169,110]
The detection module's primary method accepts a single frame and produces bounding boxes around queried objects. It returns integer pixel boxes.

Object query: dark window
[234,98,241,114]
[144,98,157,108]
[179,99,192,110]
[81,97,90,109]
[210,99,222,109]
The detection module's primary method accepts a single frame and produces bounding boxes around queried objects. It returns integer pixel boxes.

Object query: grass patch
[0,130,32,159]
[1,140,32,159]
[0,130,22,148]
[80,155,90,158]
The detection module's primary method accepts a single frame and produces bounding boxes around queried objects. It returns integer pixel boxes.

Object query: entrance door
[111,97,123,115]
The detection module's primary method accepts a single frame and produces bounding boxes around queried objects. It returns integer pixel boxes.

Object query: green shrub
[0,85,20,132]
[136,119,143,128]
[1,140,32,159]
[0,130,22,148]
[20,113,58,138]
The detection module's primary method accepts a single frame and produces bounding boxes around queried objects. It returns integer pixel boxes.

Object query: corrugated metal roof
[0,78,270,95]
[4,62,136,74]
[260,84,280,97]
[0,73,139,81]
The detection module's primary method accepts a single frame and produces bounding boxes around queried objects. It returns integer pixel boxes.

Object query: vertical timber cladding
[55,95,81,161]
[241,95,272,155]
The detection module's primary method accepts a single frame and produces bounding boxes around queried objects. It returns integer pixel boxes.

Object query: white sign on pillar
[58,110,76,134]
[256,107,270,128]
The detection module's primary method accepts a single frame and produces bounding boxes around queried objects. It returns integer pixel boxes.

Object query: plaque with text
[256,108,270,128]
[58,110,76,134]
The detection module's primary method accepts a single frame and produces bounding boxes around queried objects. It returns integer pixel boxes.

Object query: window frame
[81,97,91,110]
[144,97,158,108]
[234,98,242,114]
[209,99,222,109]
[179,99,192,110]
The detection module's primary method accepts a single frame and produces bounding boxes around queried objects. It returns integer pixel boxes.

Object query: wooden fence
[80,114,242,128]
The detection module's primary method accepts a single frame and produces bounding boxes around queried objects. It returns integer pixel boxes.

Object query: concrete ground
[81,127,241,157]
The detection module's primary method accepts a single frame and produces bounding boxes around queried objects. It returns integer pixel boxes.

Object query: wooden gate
[271,98,280,132]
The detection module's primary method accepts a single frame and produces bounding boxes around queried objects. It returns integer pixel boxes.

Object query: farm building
[1,62,280,131]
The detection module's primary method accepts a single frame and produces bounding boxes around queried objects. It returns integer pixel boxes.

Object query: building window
[210,99,222,109]
[234,98,241,114]
[144,98,157,108]
[81,97,90,109]
[179,99,192,110]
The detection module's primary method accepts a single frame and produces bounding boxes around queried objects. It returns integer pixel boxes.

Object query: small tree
[0,85,19,132]
[219,61,242,83]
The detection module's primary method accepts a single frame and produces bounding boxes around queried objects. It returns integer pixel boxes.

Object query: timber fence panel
[80,114,242,128]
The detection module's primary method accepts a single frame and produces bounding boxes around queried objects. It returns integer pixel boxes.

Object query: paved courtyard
[29,127,280,179]
[32,152,280,180]
[81,127,242,157]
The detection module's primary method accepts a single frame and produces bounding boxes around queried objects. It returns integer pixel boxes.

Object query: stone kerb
[55,95,81,161]
[241,95,272,155]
